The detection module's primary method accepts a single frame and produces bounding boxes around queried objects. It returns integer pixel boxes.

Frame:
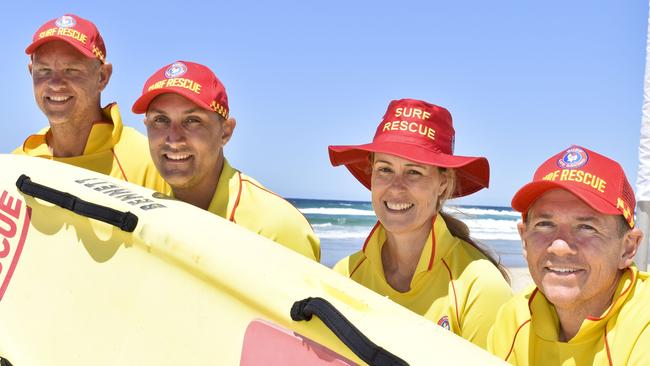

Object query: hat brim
[132,88,213,114]
[328,142,489,198]
[25,37,96,59]
[511,180,621,216]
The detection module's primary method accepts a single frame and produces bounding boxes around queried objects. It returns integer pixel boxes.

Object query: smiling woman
[369,154,450,293]
[328,98,512,350]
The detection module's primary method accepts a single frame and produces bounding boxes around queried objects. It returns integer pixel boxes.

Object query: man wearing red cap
[132,61,320,261]
[14,14,167,192]
[488,146,650,365]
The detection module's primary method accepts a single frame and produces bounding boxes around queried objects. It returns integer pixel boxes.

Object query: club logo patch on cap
[558,147,589,169]
[164,62,188,79]
[55,15,76,28]
[437,316,450,331]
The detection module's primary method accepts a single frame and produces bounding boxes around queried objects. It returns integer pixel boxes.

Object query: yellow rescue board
[0,154,504,365]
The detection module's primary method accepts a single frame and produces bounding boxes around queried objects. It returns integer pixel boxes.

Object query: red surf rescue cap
[511,145,636,228]
[132,61,229,120]
[25,14,106,63]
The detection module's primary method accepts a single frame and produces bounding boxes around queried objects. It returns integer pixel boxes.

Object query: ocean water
[288,198,526,268]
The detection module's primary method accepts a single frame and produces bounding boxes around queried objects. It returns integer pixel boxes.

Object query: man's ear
[28,61,33,75]
[221,117,236,146]
[518,221,528,261]
[98,62,113,91]
[619,228,643,269]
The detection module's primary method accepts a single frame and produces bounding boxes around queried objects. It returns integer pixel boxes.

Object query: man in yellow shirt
[488,145,649,365]
[14,14,167,192]
[131,61,320,261]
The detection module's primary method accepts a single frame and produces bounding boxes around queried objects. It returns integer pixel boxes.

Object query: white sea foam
[313,218,519,241]
[300,205,518,218]
[313,229,371,240]
[447,207,521,217]
[469,232,522,241]
[300,207,376,216]
[464,218,518,231]
[474,233,522,241]
[461,218,520,240]
[300,201,522,242]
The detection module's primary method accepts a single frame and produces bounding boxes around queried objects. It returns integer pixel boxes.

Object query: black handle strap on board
[16,174,138,232]
[291,297,409,366]
[0,357,13,366]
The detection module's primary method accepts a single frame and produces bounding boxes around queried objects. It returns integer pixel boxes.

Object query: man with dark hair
[132,61,320,261]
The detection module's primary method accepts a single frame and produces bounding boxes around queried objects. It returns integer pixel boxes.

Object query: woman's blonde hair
[438,168,510,283]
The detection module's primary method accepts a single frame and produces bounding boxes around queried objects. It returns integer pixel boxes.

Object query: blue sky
[2,1,647,206]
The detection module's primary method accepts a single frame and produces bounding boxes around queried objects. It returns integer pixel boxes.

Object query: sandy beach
[507,266,533,293]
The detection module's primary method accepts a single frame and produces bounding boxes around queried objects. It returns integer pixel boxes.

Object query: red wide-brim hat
[328,99,489,198]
